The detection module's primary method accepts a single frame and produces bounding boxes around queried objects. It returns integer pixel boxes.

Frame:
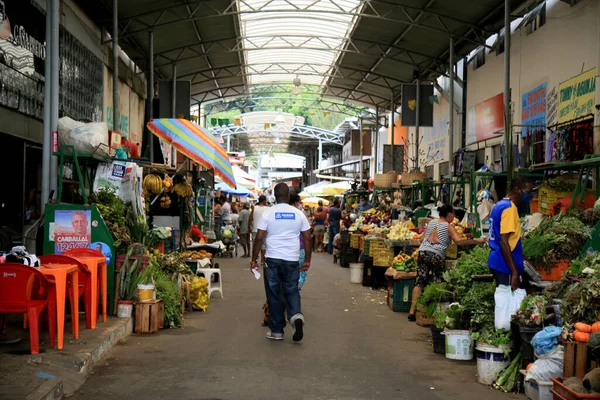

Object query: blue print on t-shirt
[275,212,296,220]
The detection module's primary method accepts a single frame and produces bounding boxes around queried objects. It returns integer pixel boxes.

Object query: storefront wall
[103,50,147,147]
[465,0,600,159]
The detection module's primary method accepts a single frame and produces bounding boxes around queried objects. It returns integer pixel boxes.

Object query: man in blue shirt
[327,199,342,254]
[355,195,372,215]
[488,176,533,290]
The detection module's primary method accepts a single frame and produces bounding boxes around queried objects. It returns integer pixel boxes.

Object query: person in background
[238,203,251,258]
[289,193,309,290]
[327,198,342,254]
[488,176,533,291]
[252,183,312,342]
[312,205,326,252]
[249,195,268,264]
[356,195,372,215]
[408,204,486,321]
[218,194,231,221]
[302,204,312,220]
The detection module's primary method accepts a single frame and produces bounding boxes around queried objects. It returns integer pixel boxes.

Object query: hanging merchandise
[565,121,593,161]
[545,131,556,162]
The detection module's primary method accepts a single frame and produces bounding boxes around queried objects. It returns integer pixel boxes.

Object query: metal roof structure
[79,0,542,111]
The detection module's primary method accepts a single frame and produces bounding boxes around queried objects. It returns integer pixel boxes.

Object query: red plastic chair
[0,263,56,354]
[63,249,105,258]
[38,255,92,330]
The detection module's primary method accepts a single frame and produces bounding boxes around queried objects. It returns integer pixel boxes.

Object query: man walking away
[238,203,251,257]
[252,183,312,342]
[327,199,342,254]
[488,176,533,329]
[249,195,268,263]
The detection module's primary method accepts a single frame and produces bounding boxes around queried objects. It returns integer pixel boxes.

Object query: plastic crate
[551,377,600,400]
[524,376,553,400]
[369,240,387,257]
[373,248,394,266]
[350,233,362,249]
[539,187,595,215]
[390,278,415,312]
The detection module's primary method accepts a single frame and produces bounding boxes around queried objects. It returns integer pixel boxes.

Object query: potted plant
[136,260,156,303]
[117,248,140,318]
[431,308,447,354]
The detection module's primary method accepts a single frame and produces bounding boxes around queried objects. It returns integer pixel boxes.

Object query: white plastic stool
[196,268,223,298]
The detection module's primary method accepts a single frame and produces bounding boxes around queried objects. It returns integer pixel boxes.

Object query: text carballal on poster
[53,210,91,254]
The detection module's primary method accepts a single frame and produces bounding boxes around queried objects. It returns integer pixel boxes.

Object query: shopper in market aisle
[487,176,533,325]
[238,203,251,258]
[313,205,326,252]
[408,204,486,321]
[249,195,268,264]
[251,183,312,342]
[327,199,342,254]
[289,192,308,290]
[218,194,231,221]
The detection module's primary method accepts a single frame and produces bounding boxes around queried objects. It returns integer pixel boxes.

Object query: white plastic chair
[196,267,223,299]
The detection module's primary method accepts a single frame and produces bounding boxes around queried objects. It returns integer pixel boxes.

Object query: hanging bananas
[143,174,163,195]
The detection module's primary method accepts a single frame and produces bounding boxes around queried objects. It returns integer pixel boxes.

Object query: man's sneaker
[290,314,304,342]
[266,331,283,341]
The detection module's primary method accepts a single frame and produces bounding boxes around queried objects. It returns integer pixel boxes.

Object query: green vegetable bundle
[494,352,522,392]
[453,246,491,296]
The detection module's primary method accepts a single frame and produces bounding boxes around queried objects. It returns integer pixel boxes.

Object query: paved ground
[73,252,519,400]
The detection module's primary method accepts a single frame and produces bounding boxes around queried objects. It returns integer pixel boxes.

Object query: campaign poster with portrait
[53,210,92,254]
[89,241,113,265]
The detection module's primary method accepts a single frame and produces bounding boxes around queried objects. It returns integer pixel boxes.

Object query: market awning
[215,182,252,198]
[147,119,236,188]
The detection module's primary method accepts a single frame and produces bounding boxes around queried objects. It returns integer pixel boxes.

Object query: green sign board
[43,203,116,312]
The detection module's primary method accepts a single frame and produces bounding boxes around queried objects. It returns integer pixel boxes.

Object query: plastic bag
[494,285,526,330]
[189,276,209,311]
[531,326,563,357]
[58,117,109,157]
[525,345,564,382]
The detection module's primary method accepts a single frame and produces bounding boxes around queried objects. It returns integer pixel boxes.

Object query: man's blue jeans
[327,225,340,254]
[264,257,302,334]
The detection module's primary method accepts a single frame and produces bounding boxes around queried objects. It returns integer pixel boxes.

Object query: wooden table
[39,264,79,350]
[71,256,107,328]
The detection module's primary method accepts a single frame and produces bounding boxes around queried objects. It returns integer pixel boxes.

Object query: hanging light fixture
[274,108,286,125]
[291,75,302,95]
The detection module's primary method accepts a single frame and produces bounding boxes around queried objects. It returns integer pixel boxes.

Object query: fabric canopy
[303,181,330,195]
[322,181,351,195]
[147,119,235,188]
[215,182,252,197]
[302,197,329,207]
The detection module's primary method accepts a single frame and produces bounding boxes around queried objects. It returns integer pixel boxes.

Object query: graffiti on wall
[105,106,129,134]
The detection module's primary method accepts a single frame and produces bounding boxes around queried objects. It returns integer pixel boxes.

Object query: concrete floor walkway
[73,252,518,400]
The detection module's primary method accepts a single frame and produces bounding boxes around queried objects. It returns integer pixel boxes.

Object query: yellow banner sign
[558,68,596,124]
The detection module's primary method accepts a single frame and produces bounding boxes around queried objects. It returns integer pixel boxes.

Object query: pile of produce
[512,295,556,327]
[348,209,392,234]
[188,276,210,311]
[522,212,591,269]
[180,250,213,260]
[393,253,416,272]
[386,222,416,241]
[451,218,470,240]
[143,174,164,195]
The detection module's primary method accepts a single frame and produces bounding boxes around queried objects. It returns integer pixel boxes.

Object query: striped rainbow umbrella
[147,119,235,188]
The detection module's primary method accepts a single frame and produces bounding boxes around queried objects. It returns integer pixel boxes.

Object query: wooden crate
[135,300,164,334]
[563,342,592,379]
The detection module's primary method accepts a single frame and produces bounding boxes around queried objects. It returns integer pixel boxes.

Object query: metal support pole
[112,0,119,132]
[449,37,455,175]
[41,0,52,209]
[504,0,513,183]
[171,64,177,118]
[318,139,323,170]
[226,135,231,152]
[147,30,154,163]
[359,117,363,185]
[49,0,59,196]
[390,91,395,173]
[415,77,420,171]
[374,108,379,174]
[171,64,177,166]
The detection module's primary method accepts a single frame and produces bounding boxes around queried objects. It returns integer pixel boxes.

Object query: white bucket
[349,263,363,284]
[476,343,511,385]
[443,329,474,360]
[117,301,133,318]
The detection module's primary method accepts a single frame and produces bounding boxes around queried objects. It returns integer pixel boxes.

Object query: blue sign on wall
[521,83,547,137]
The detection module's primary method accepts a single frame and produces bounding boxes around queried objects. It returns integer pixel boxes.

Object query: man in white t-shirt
[249,195,268,263]
[251,183,312,342]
